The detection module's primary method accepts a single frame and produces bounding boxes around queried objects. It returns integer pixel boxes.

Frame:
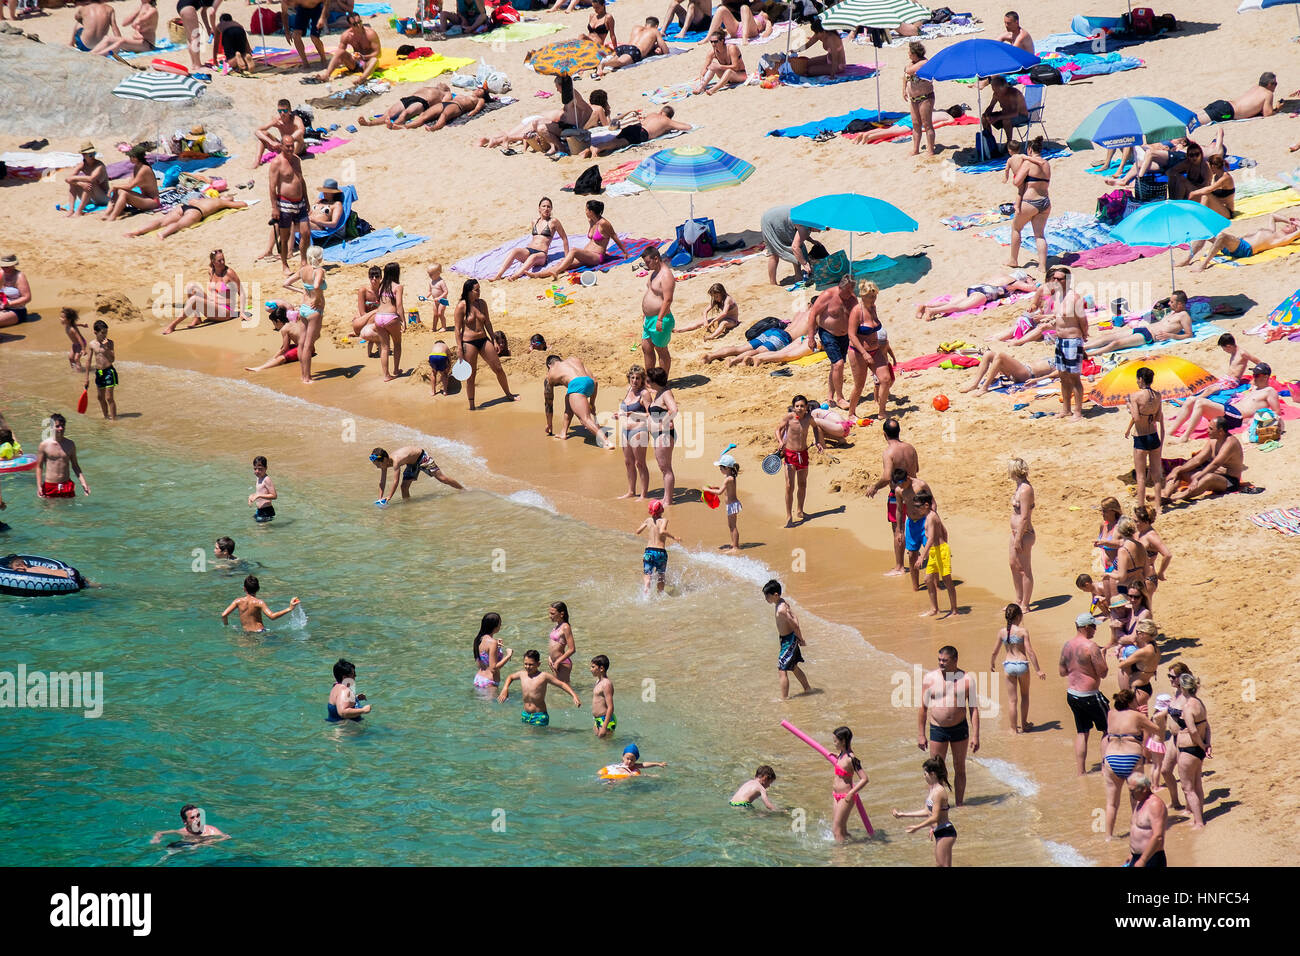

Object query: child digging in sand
[429,340,451,396]
[703,452,742,552]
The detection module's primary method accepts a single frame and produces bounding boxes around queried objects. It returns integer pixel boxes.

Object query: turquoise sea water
[0,359,1062,866]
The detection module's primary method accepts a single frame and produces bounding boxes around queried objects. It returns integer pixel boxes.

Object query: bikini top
[589,225,606,243]
[1106,730,1143,742]
[1001,629,1024,645]
[549,626,565,644]
[1011,494,1021,515]
[1024,173,1049,183]
[590,17,608,35]
[1212,186,1235,198]
[620,394,647,414]
[303,277,327,292]
[532,217,553,237]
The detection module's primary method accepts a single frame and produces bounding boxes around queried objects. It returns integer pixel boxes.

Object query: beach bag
[975,130,1001,161]
[1028,63,1063,86]
[929,7,953,24]
[745,317,786,340]
[475,62,512,94]
[692,234,714,258]
[573,165,603,195]
[1250,410,1281,443]
[250,7,281,34]
[344,212,373,239]
[810,250,850,285]
[1130,7,1155,34]
[1095,189,1128,225]
[492,3,521,24]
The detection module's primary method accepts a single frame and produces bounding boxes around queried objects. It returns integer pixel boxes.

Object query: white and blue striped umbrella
[1238,0,1300,29]
[112,70,205,102]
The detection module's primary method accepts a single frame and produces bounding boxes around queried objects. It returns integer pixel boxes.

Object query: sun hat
[321,178,341,192]
[1109,594,1130,609]
[0,254,17,268]
[1098,496,1121,513]
[78,141,96,154]
[715,453,738,469]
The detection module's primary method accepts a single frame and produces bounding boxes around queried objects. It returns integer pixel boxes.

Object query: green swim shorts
[594,713,617,732]
[521,709,550,726]
[642,312,675,348]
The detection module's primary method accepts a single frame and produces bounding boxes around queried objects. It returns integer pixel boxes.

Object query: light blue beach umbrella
[1067,96,1196,151]
[1109,200,1230,291]
[1238,0,1300,32]
[791,193,917,269]
[915,39,1040,130]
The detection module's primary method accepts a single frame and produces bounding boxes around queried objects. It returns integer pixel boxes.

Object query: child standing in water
[636,499,678,594]
[829,726,870,843]
[704,453,742,552]
[547,601,576,686]
[498,649,581,726]
[762,579,812,700]
[892,756,957,867]
[220,575,300,632]
[61,307,87,371]
[327,659,371,722]
[426,264,450,331]
[590,654,615,737]
[729,765,778,810]
[84,319,118,420]
[249,455,277,522]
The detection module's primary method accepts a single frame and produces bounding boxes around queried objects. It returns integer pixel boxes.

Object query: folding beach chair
[1015,85,1048,144]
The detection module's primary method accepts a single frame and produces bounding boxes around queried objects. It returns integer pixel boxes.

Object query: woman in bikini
[1008,136,1052,269]
[903,41,937,156]
[893,757,953,866]
[1109,517,1144,600]
[1093,496,1122,599]
[453,278,515,410]
[359,83,451,129]
[472,613,513,689]
[546,602,576,686]
[283,244,326,384]
[1101,689,1160,838]
[706,4,772,43]
[1189,153,1235,219]
[646,366,677,510]
[675,282,739,339]
[1169,673,1210,828]
[1126,366,1165,509]
[126,193,248,242]
[425,88,492,133]
[915,270,1037,321]
[537,200,628,279]
[165,247,244,333]
[493,197,568,282]
[1008,457,1036,612]
[353,265,382,357]
[359,261,404,381]
[693,32,747,96]
[1133,505,1171,613]
[1167,141,1209,201]
[845,280,894,419]
[829,725,870,844]
[583,0,617,50]
[616,365,653,500]
[989,603,1045,734]
[1117,619,1159,711]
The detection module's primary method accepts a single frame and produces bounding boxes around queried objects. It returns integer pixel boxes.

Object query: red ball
[933,394,950,412]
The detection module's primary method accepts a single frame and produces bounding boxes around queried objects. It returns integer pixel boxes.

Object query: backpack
[1130,7,1155,34]
[692,234,714,258]
[745,317,786,340]
[975,130,1002,162]
[929,7,953,24]
[1094,189,1129,225]
[573,165,603,195]
[344,212,373,240]
[250,7,281,34]
[1154,13,1178,32]
[1028,63,1062,86]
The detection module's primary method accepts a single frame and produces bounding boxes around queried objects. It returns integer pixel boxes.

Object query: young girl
[283,245,326,384]
[678,283,739,339]
[892,757,956,866]
[989,603,1045,733]
[547,601,576,686]
[426,263,450,330]
[472,612,513,689]
[830,725,870,844]
[61,307,88,371]
[361,261,404,382]
[704,452,741,552]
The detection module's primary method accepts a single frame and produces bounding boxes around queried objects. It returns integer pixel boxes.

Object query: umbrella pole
[874,58,882,118]
[1168,245,1175,294]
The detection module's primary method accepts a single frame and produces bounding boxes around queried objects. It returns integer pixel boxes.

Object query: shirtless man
[91,0,157,56]
[268,135,310,274]
[369,445,465,505]
[1163,417,1246,502]
[282,0,329,69]
[34,414,90,499]
[788,19,844,77]
[1060,613,1108,775]
[253,100,306,170]
[580,106,690,156]
[663,0,711,38]
[70,0,117,53]
[774,395,825,526]
[961,350,1057,394]
[1198,71,1279,126]
[1085,290,1193,355]
[65,143,110,218]
[917,645,980,806]
[101,146,159,222]
[1046,266,1089,421]
[596,17,669,77]
[998,10,1034,55]
[544,355,611,447]
[359,84,451,129]
[894,468,935,592]
[150,805,230,846]
[498,649,581,727]
[1169,362,1281,442]
[220,575,300,632]
[808,275,857,410]
[641,246,676,377]
[1123,774,1168,867]
[1188,333,1262,398]
[125,194,249,240]
[316,11,381,84]
[865,418,919,575]
[1189,215,1300,271]
[981,75,1028,140]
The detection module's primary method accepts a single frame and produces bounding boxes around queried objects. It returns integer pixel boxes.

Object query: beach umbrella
[1238,0,1300,32]
[1066,96,1196,151]
[1088,356,1217,408]
[915,38,1040,129]
[1268,289,1300,326]
[627,145,755,220]
[790,192,917,263]
[817,0,931,114]
[112,70,205,102]
[526,37,605,76]
[1109,199,1230,292]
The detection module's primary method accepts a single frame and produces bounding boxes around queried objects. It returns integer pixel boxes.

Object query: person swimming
[327,658,371,722]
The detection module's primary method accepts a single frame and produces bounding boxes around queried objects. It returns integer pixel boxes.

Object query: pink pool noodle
[781,720,874,836]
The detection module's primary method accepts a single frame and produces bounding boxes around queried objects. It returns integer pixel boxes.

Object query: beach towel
[118,38,186,59]
[979,210,1115,256]
[940,206,1012,231]
[450,232,658,279]
[1250,509,1300,537]
[1203,243,1300,270]
[1061,241,1174,270]
[180,198,259,232]
[781,63,878,88]
[921,290,1035,319]
[897,353,956,372]
[1232,188,1300,221]
[1084,155,1134,177]
[642,82,696,106]
[566,159,638,190]
[865,114,980,144]
[1107,321,1226,355]
[801,255,898,290]
[0,151,83,175]
[674,243,766,277]
[956,143,1071,174]
[259,137,350,165]
[375,53,475,83]
[321,228,429,264]
[867,19,985,48]
[1035,30,1164,56]
[257,46,339,67]
[353,2,393,14]
[105,154,228,180]
[769,109,904,139]
[470,22,565,43]
[787,351,828,366]
[1235,178,1289,201]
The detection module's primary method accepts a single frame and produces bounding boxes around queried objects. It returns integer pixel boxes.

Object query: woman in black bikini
[902,42,936,156]
[583,0,617,50]
[1109,517,1144,599]
[1167,141,1208,201]
[645,366,677,509]
[537,200,627,279]
[453,279,515,410]
[1126,366,1164,509]
[616,365,653,499]
[425,89,492,133]
[1189,153,1235,219]
[1008,136,1052,269]
[359,84,451,129]
[493,197,569,281]
[1168,673,1209,829]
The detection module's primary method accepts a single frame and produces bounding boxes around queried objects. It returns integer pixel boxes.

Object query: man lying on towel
[1085,290,1193,355]
[1162,417,1245,502]
[579,106,692,157]
[1197,71,1279,126]
[1189,215,1300,271]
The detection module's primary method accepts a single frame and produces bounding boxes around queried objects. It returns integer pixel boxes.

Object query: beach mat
[471,22,565,43]
[104,154,228,180]
[675,242,766,277]
[643,82,697,106]
[118,39,186,59]
[180,198,259,232]
[956,143,1071,174]
[375,53,475,83]
[769,108,904,139]
[1232,188,1300,221]
[1203,243,1300,270]
[979,210,1115,257]
[1061,241,1173,270]
[862,114,980,144]
[1250,509,1300,536]
[940,207,1012,231]
[869,20,984,47]
[920,290,1036,319]
[781,63,878,88]
[322,228,429,264]
[451,232,657,279]
[1107,321,1226,355]
[353,2,393,13]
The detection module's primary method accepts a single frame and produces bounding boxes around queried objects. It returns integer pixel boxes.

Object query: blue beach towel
[322,228,429,264]
[118,39,186,59]
[780,64,878,88]
[353,2,394,14]
[957,144,1072,175]
[769,109,905,139]
[979,210,1116,257]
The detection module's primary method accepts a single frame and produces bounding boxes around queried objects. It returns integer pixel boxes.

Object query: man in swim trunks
[961,350,1057,394]
[70,0,116,53]
[253,100,306,170]
[544,355,611,447]
[764,578,813,700]
[315,11,381,84]
[918,645,979,806]
[34,414,89,499]
[1060,613,1108,775]
[662,0,710,38]
[84,319,118,421]
[65,143,110,218]
[221,574,300,632]
[596,17,669,77]
[1084,290,1194,355]
[981,74,1028,142]
[1168,362,1282,443]
[774,394,825,526]
[283,0,329,69]
[808,275,857,410]
[865,418,920,575]
[249,455,277,521]
[149,804,230,846]
[580,106,691,157]
[1163,416,1246,502]
[1047,266,1089,421]
[370,445,465,504]
[1188,214,1300,272]
[641,246,676,377]
[1124,773,1168,867]
[1198,71,1279,127]
[728,766,778,810]
[498,649,581,726]
[590,654,615,737]
[915,490,956,618]
[268,134,310,275]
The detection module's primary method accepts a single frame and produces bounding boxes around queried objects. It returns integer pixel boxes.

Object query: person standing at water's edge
[1123,773,1167,867]
[763,579,812,701]
[829,726,869,844]
[498,649,581,726]
[546,601,576,687]
[1008,458,1035,613]
[35,413,89,499]
[590,655,615,737]
[1061,613,1109,775]
[640,246,675,379]
[918,646,979,806]
[866,418,919,576]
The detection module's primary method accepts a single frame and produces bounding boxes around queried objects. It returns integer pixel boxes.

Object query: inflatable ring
[0,454,37,475]
[152,59,190,75]
[597,765,639,780]
[0,554,86,597]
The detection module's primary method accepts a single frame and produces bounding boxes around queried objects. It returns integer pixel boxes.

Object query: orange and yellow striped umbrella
[1088,355,1217,408]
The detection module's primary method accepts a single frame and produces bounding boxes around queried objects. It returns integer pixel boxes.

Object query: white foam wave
[973,756,1039,798]
[505,490,557,514]
[678,546,776,586]
[1042,840,1093,867]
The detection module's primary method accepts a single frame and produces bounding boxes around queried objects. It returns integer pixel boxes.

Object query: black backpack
[745,317,786,340]
[929,7,953,23]
[1028,63,1063,86]
[573,164,603,195]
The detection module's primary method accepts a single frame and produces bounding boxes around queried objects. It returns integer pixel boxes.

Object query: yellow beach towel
[375,53,475,84]
[788,351,829,367]
[1232,188,1300,221]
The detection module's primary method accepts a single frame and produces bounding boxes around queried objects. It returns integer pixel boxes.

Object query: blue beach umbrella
[915,39,1040,130]
[1238,0,1300,32]
[1109,200,1230,291]
[791,193,917,264]
[1067,96,1196,151]
[627,145,755,220]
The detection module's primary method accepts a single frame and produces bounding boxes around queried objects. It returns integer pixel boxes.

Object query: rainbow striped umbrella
[627,145,755,219]
[1088,356,1217,408]
[526,37,604,76]
[1268,289,1300,327]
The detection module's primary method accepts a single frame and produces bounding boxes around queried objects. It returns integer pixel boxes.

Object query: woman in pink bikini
[537,200,629,279]
[829,725,869,844]
[360,261,404,381]
[547,601,576,686]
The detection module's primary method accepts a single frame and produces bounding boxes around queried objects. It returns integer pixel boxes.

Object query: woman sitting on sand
[915,270,1037,321]
[536,200,629,279]
[359,262,405,382]
[582,0,617,50]
[163,248,245,334]
[245,304,314,373]
[1188,153,1235,219]
[283,245,327,384]
[493,198,569,282]
[693,32,747,96]
[675,283,739,339]
[127,194,249,242]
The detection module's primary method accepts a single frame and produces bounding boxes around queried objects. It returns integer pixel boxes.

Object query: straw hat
[0,254,17,268]
[79,141,96,154]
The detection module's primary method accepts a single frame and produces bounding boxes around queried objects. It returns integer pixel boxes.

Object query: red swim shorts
[887,491,897,523]
[42,481,75,498]
[782,448,809,471]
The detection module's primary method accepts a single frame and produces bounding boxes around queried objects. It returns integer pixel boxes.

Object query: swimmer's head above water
[214,537,235,559]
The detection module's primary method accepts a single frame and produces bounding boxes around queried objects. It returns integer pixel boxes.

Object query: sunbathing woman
[126,194,248,241]
[477,110,565,152]
[916,270,1037,321]
[536,200,628,279]
[1188,154,1235,219]
[454,278,516,410]
[705,4,773,42]
[702,308,813,365]
[1008,136,1052,269]
[359,84,451,129]
[693,32,747,96]
[425,89,492,132]
[164,248,246,333]
[961,351,1058,394]
[494,197,569,282]
[675,283,739,339]
[246,305,313,372]
[987,284,1059,344]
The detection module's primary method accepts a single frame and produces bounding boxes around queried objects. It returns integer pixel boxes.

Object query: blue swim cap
[623,744,639,757]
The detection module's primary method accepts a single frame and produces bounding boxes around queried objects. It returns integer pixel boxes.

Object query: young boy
[763,579,812,700]
[590,654,615,737]
[369,445,464,505]
[774,394,825,527]
[249,455,277,522]
[498,649,581,726]
[84,319,118,420]
[704,452,741,552]
[61,307,88,371]
[214,536,236,562]
[914,490,957,618]
[636,499,678,594]
[1075,572,1110,620]
[728,765,778,810]
[220,575,300,632]
[426,263,450,331]
[429,341,451,397]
